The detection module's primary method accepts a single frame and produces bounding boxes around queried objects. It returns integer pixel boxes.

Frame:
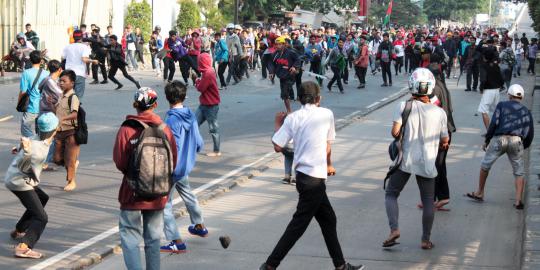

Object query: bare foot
[64,181,76,191]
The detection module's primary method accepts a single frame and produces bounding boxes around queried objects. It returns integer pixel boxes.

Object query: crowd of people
[3,19,536,270]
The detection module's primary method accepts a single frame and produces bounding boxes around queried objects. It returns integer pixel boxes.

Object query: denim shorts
[481,135,524,176]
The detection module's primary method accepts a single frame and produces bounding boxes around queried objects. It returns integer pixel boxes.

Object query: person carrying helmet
[383,68,449,250]
[269,36,301,113]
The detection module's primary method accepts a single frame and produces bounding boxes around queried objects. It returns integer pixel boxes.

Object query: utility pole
[81,0,89,26]
[488,0,492,27]
[234,0,239,25]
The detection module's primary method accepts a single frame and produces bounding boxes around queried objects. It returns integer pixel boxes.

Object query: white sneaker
[206,152,222,157]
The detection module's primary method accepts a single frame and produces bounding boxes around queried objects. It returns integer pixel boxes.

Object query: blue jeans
[21,112,38,137]
[119,210,162,270]
[196,105,220,152]
[74,76,86,99]
[46,139,56,163]
[283,151,294,177]
[163,176,204,241]
[127,49,138,70]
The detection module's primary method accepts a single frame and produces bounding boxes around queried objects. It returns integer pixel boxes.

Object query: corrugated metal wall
[1,0,113,60]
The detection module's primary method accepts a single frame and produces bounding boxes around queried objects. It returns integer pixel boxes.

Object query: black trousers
[405,54,413,73]
[295,69,303,94]
[394,56,403,74]
[381,61,392,84]
[266,172,345,268]
[163,57,175,81]
[528,57,536,74]
[217,62,228,87]
[355,66,367,84]
[108,63,140,88]
[466,65,479,90]
[226,55,241,84]
[135,49,145,64]
[12,186,49,248]
[261,54,272,79]
[91,54,107,81]
[179,55,200,83]
[343,62,350,83]
[435,133,451,201]
[309,61,323,85]
[328,66,344,91]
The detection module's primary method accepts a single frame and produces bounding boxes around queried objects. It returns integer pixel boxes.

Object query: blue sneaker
[160,241,186,253]
[188,224,209,238]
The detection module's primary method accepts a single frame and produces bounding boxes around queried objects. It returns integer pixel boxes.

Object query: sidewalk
[91,74,533,270]
[0,72,20,85]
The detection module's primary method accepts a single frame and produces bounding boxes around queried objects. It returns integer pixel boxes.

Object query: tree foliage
[176,0,202,35]
[124,0,152,40]
[207,7,228,30]
[369,0,426,26]
[423,0,494,25]
[529,0,540,34]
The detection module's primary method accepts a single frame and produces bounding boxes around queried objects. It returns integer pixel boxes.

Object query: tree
[176,0,202,35]
[124,0,152,40]
[207,7,228,30]
[369,0,426,27]
[530,0,540,34]
[199,0,214,25]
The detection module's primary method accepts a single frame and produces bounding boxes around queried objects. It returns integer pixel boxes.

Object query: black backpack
[122,119,174,199]
[68,95,88,145]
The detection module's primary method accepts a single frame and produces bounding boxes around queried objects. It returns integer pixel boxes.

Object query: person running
[106,35,141,90]
[87,26,108,84]
[5,112,59,259]
[62,30,98,99]
[18,50,49,138]
[466,84,534,209]
[213,32,229,90]
[269,36,301,113]
[378,33,394,87]
[160,81,209,254]
[260,81,364,270]
[305,34,324,86]
[478,49,504,130]
[326,38,346,93]
[383,68,449,250]
[193,53,221,157]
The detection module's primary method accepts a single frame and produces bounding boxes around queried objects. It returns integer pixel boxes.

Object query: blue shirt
[486,100,534,149]
[20,67,49,114]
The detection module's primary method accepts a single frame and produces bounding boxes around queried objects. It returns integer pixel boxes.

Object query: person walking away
[354,35,369,89]
[125,25,138,71]
[463,36,480,92]
[499,41,515,89]
[160,81,209,254]
[53,70,82,192]
[214,32,229,90]
[193,53,221,157]
[377,33,394,87]
[478,50,504,130]
[134,27,146,69]
[466,84,534,209]
[5,113,59,259]
[38,60,63,171]
[62,30,98,99]
[18,51,49,138]
[325,38,346,93]
[113,87,177,270]
[87,27,108,84]
[527,38,537,75]
[25,23,39,49]
[259,81,364,270]
[106,35,141,90]
[304,34,324,86]
[383,68,449,250]
[512,38,524,77]
[269,36,301,112]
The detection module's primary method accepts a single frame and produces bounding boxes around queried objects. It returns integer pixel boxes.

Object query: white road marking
[366,102,380,109]
[0,115,14,122]
[27,152,275,270]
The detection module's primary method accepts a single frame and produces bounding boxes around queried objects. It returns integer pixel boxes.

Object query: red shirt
[195,53,220,105]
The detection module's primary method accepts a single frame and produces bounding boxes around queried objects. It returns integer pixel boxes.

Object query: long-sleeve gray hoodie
[4,138,51,191]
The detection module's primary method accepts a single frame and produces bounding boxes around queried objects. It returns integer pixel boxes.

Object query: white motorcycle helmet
[408,68,436,96]
[226,23,235,29]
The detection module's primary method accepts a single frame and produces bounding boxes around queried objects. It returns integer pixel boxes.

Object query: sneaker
[282,177,291,184]
[188,224,209,237]
[100,80,108,84]
[259,263,273,270]
[160,241,187,253]
[336,263,365,270]
[206,152,222,157]
[89,80,99,85]
[464,88,471,92]
[14,245,42,259]
[381,83,388,87]
[115,84,124,90]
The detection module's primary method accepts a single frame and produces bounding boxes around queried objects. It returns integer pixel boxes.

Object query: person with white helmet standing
[225,23,243,85]
[383,68,449,250]
[466,84,534,210]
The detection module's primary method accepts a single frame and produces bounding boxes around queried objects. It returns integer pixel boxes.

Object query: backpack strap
[121,119,149,130]
[398,100,413,140]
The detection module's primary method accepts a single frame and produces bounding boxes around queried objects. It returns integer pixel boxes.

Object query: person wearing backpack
[499,41,515,89]
[113,87,177,270]
[53,70,81,192]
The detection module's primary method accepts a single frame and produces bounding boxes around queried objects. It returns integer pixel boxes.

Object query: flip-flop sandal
[15,248,43,259]
[421,241,434,250]
[382,234,400,247]
[465,192,484,202]
[514,201,524,210]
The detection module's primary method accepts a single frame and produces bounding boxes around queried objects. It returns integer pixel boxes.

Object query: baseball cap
[37,112,59,132]
[508,84,524,98]
[134,87,158,109]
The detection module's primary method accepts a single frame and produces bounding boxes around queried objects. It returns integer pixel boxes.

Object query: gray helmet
[154,25,161,30]
[226,23,235,29]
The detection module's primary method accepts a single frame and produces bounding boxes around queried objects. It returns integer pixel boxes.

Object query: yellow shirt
[56,89,79,131]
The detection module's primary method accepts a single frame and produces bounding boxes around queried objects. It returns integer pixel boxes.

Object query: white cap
[508,84,524,98]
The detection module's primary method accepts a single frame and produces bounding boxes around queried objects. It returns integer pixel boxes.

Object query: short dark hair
[29,50,42,64]
[109,35,118,41]
[47,60,62,73]
[25,23,31,27]
[169,30,177,36]
[299,81,320,105]
[107,25,113,29]
[165,80,187,104]
[80,24,87,28]
[383,32,389,37]
[60,70,76,83]
[214,32,221,37]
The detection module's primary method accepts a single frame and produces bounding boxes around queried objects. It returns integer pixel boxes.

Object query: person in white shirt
[368,32,381,75]
[512,38,524,77]
[260,81,364,270]
[61,30,98,99]
[383,68,449,250]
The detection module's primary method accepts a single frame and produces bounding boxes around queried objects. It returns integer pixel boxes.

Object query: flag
[383,0,393,27]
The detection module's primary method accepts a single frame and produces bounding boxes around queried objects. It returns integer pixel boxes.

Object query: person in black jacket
[290,32,305,94]
[106,35,141,90]
[463,36,482,92]
[377,33,394,87]
[443,33,458,79]
[269,36,301,113]
[477,49,504,130]
[86,27,108,84]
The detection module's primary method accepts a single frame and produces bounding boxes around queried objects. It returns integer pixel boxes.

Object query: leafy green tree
[177,0,202,35]
[124,0,152,40]
[369,0,425,26]
[530,0,540,34]
[207,7,227,30]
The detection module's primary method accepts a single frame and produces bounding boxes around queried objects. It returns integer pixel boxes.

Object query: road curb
[67,88,408,270]
[522,75,540,270]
